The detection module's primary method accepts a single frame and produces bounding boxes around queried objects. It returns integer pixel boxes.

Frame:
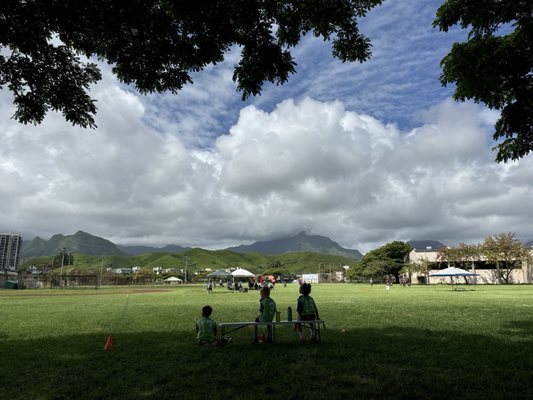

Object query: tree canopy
[350,240,412,280]
[481,232,530,283]
[0,0,382,128]
[437,242,480,267]
[434,0,533,162]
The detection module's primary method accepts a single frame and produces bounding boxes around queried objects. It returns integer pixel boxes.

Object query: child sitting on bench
[295,283,320,341]
[196,305,231,346]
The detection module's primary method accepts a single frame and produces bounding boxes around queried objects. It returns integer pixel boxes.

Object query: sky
[2,0,533,254]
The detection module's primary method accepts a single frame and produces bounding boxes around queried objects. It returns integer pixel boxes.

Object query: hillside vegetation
[22,231,363,262]
[20,249,355,275]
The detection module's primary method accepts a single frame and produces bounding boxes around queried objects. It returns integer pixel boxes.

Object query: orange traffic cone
[104,335,113,350]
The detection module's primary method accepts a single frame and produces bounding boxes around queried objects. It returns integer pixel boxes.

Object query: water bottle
[287,306,292,321]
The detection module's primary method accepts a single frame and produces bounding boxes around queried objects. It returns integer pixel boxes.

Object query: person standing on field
[252,286,276,343]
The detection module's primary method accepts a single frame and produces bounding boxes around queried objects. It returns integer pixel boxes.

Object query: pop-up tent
[430,266,478,289]
[231,268,255,278]
[206,269,233,286]
[230,268,255,292]
[163,276,183,285]
[207,269,232,278]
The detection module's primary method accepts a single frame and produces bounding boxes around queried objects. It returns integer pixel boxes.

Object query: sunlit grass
[1,284,533,399]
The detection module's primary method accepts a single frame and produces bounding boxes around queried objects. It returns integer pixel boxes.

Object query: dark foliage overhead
[0,0,382,128]
[434,0,533,162]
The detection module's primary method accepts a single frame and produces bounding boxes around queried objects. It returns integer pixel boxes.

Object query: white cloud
[2,0,533,254]
[214,97,533,251]
[2,78,533,253]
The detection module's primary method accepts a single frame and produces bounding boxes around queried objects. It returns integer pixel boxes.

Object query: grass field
[1,283,533,400]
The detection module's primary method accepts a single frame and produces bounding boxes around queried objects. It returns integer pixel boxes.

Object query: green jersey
[258,297,276,322]
[297,295,317,317]
[196,317,217,342]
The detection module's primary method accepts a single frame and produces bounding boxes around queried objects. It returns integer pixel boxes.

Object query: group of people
[204,280,248,293]
[206,279,275,293]
[195,283,320,346]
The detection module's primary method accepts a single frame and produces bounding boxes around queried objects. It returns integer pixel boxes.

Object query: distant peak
[294,230,319,238]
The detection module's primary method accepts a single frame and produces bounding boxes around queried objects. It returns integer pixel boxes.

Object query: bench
[219,320,325,343]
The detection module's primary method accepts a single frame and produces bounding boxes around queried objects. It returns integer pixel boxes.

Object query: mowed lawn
[1,284,533,400]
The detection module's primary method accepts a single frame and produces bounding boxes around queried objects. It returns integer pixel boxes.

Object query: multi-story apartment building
[0,233,22,286]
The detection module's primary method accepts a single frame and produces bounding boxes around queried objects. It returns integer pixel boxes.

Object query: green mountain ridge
[227,231,362,260]
[22,230,362,260]
[20,231,359,274]
[116,244,189,255]
[22,231,127,257]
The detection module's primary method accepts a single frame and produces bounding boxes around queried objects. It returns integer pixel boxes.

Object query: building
[301,273,319,283]
[0,233,22,270]
[0,233,23,286]
[408,245,533,284]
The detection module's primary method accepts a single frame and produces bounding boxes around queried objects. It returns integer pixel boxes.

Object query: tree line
[348,232,532,284]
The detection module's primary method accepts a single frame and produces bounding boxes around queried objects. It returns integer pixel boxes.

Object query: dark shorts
[295,314,317,331]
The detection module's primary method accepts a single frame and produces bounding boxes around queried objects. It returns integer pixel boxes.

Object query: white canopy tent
[231,268,256,278]
[430,267,478,289]
[206,269,232,286]
[230,268,255,292]
[163,276,183,285]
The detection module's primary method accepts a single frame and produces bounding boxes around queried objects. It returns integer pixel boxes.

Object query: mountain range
[405,240,446,251]
[21,230,363,260]
[116,244,190,256]
[21,232,533,260]
[21,231,126,258]
[227,231,362,259]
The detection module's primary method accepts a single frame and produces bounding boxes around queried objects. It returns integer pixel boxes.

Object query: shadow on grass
[2,325,533,400]
[501,319,533,337]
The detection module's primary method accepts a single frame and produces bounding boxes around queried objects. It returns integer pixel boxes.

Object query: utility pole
[60,248,66,287]
[100,256,104,288]
[184,256,188,283]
